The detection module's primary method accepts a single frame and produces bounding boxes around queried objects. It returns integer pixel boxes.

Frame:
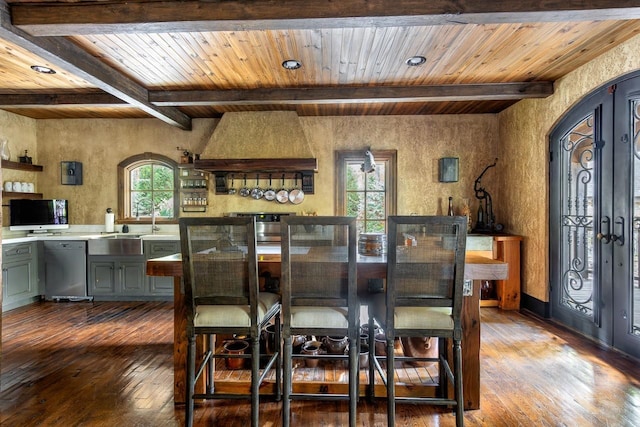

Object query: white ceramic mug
[20,182,28,192]
[12,182,21,192]
[4,181,12,191]
[27,183,34,193]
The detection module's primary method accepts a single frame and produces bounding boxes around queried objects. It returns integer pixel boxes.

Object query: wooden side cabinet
[492,235,523,310]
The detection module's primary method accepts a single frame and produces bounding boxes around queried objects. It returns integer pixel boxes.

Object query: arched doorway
[550,71,640,358]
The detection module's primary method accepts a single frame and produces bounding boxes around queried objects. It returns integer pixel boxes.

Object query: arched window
[118,153,179,223]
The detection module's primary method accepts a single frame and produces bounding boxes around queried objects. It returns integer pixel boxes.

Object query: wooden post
[493,236,523,310]
[173,277,187,403]
[461,280,481,410]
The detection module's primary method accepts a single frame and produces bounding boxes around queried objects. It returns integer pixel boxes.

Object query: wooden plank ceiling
[1,0,640,129]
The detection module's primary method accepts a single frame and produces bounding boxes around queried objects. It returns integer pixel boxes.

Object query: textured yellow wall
[303,115,500,217]
[29,113,498,225]
[0,111,38,232]
[0,111,39,185]
[31,118,217,225]
[497,33,640,302]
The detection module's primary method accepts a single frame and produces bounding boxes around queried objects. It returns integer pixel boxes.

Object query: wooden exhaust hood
[197,112,318,194]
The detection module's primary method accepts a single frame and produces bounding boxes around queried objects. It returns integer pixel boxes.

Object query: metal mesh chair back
[281,217,357,309]
[180,217,258,310]
[386,216,467,324]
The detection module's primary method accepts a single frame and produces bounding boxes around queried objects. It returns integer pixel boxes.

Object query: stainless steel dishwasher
[44,241,91,301]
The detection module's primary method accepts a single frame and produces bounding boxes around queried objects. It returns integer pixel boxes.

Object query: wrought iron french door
[550,73,640,359]
[611,77,640,357]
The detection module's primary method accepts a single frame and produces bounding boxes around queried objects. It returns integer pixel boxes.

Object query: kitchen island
[146,249,507,410]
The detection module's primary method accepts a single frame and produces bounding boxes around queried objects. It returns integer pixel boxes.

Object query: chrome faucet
[151,208,160,234]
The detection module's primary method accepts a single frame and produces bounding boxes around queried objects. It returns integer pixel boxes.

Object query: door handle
[596,216,611,244]
[611,216,625,246]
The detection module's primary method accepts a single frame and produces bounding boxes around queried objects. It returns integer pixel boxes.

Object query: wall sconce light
[361,148,376,173]
[61,161,83,185]
[439,157,459,182]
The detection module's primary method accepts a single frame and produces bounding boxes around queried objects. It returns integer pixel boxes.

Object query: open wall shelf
[2,159,43,172]
[194,158,317,195]
[2,160,43,206]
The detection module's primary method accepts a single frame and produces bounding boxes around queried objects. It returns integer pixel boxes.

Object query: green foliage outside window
[130,163,174,218]
[346,161,387,234]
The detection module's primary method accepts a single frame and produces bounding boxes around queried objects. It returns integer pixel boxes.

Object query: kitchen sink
[88,236,144,255]
[139,234,179,240]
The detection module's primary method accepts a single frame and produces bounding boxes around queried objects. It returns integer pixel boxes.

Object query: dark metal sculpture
[473,158,497,232]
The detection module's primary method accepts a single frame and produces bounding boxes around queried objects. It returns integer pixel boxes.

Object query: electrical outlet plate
[463,279,473,296]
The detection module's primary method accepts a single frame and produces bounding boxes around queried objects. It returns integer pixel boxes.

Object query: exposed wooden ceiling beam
[0,91,124,107]
[11,0,640,36]
[151,82,554,106]
[0,1,192,129]
[0,82,553,108]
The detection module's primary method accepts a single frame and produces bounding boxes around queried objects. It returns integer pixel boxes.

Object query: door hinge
[549,150,553,162]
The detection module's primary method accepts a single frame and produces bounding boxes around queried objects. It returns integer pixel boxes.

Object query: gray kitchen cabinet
[88,255,146,300]
[88,240,178,300]
[89,260,116,295]
[2,242,40,311]
[145,240,178,297]
[120,261,146,294]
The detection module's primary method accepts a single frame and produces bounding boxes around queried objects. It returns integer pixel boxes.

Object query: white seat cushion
[194,292,280,327]
[290,306,353,329]
[394,307,453,330]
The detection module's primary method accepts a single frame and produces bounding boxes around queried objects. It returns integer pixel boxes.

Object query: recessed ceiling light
[406,56,426,67]
[282,59,302,70]
[31,65,56,74]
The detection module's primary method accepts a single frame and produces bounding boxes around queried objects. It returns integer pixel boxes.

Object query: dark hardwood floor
[2,301,640,426]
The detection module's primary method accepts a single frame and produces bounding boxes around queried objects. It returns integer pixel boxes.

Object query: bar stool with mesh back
[369,215,467,427]
[179,217,281,427]
[280,216,359,427]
